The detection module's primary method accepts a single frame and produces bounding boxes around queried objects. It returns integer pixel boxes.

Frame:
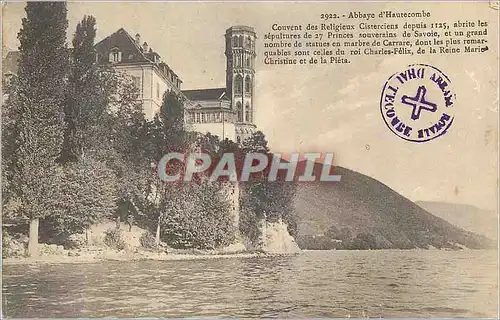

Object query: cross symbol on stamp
[380,64,456,143]
[401,85,438,120]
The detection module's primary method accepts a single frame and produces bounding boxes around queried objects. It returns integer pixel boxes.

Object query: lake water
[2,250,498,318]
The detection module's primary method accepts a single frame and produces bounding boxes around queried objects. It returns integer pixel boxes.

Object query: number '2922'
[320,13,339,21]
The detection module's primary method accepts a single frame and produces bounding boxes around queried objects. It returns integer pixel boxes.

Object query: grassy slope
[293,164,494,249]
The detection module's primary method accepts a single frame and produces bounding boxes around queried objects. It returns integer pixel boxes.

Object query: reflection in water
[2,250,498,318]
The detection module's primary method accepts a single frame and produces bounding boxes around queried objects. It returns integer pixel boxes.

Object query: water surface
[2,250,498,318]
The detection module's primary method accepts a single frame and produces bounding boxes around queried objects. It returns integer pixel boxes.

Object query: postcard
[1,1,498,318]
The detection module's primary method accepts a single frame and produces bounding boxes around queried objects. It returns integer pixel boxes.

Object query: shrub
[45,160,117,239]
[2,230,12,258]
[2,230,27,258]
[162,182,235,250]
[103,228,126,250]
[139,231,156,249]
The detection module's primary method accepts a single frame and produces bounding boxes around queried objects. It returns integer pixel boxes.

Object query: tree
[83,66,150,237]
[162,181,235,249]
[326,225,340,239]
[242,130,270,154]
[40,158,117,243]
[60,15,108,163]
[239,131,298,247]
[350,232,378,250]
[160,90,187,152]
[161,91,185,131]
[4,2,69,256]
[135,96,238,249]
[149,91,188,245]
[339,227,352,242]
[113,91,188,247]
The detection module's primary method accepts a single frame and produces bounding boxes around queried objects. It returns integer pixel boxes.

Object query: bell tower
[225,26,257,144]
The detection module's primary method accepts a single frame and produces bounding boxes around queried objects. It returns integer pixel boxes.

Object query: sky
[2,2,499,210]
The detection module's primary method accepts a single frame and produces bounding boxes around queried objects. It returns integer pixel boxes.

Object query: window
[216,112,221,122]
[234,75,243,94]
[109,48,121,63]
[132,76,141,90]
[232,36,237,47]
[245,76,252,94]
[245,104,250,122]
[238,36,243,47]
[237,102,243,122]
[196,113,200,123]
[237,136,241,144]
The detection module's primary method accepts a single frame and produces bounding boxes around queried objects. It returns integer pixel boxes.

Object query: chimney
[142,42,148,52]
[135,33,141,45]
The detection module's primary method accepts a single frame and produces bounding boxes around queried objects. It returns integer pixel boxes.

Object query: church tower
[225,26,257,144]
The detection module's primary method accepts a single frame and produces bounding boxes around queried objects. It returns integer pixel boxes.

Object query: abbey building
[94,25,258,144]
[91,26,257,236]
[3,25,257,144]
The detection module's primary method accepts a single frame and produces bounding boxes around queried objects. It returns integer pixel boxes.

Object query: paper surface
[2,1,498,318]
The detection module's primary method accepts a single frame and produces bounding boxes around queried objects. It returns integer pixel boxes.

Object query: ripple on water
[2,250,498,318]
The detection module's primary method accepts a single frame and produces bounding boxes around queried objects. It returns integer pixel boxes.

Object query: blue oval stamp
[380,63,457,143]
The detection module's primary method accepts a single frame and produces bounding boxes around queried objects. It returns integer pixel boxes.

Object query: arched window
[245,76,252,93]
[234,74,243,94]
[245,104,250,123]
[245,103,250,122]
[236,102,243,122]
[232,36,237,47]
[238,36,243,47]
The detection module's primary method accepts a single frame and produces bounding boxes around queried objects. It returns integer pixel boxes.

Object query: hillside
[416,201,498,240]
[291,164,494,250]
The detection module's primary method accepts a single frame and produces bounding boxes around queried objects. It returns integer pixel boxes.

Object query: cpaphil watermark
[156,152,341,183]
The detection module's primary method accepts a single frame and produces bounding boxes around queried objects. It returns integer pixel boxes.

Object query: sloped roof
[94,28,182,82]
[182,88,228,101]
[94,28,149,64]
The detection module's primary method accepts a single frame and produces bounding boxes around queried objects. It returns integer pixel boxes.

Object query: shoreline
[4,247,496,266]
[2,249,300,266]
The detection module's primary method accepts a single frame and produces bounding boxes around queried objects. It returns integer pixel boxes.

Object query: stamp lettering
[380,64,456,142]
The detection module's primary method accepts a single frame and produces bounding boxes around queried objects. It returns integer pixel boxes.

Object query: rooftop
[182,88,229,101]
[225,25,256,34]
